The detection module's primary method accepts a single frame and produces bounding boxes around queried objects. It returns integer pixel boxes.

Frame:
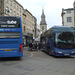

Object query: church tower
[40,8,47,33]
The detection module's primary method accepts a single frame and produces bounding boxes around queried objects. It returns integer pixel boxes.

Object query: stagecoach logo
[7,20,17,24]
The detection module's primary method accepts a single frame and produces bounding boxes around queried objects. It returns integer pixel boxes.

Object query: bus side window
[49,35,55,44]
[53,36,55,43]
[46,38,50,50]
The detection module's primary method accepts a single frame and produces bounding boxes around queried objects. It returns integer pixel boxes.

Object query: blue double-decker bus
[0,16,23,57]
[41,26,75,56]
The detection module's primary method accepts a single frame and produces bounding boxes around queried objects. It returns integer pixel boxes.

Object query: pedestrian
[40,42,43,50]
[29,42,33,51]
[23,43,24,48]
[34,42,37,51]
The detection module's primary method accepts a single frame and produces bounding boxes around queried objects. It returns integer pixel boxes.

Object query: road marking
[29,52,36,57]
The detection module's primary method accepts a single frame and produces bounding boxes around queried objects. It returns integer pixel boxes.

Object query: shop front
[26,33,33,46]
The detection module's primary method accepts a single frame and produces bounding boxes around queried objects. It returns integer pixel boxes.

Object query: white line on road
[29,52,36,57]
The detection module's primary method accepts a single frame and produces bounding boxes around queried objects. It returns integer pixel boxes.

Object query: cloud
[17,0,74,29]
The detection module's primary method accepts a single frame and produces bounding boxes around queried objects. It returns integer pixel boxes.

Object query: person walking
[38,43,41,50]
[29,42,33,51]
[34,42,37,51]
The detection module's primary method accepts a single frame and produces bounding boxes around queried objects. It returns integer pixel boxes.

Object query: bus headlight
[71,51,75,53]
[56,51,62,54]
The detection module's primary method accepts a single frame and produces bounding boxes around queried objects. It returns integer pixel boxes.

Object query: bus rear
[0,16,23,57]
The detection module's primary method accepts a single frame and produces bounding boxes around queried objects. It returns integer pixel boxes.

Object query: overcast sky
[16,0,74,29]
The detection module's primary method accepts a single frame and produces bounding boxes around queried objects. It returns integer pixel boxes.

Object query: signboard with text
[0,17,20,28]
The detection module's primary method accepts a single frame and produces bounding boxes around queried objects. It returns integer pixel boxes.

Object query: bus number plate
[64,54,69,55]
[5,50,12,51]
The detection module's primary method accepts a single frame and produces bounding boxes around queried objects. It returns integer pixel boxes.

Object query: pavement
[23,46,29,50]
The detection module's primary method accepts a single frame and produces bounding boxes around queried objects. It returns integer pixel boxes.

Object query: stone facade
[74,1,75,27]
[0,0,37,46]
[61,8,74,27]
[23,9,37,45]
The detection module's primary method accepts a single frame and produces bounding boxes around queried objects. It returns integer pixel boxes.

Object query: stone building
[74,1,75,27]
[61,1,75,27]
[0,0,23,18]
[35,25,42,42]
[23,9,37,45]
[0,0,37,46]
[61,8,74,27]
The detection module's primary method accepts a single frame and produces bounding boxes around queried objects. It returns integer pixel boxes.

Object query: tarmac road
[0,47,75,75]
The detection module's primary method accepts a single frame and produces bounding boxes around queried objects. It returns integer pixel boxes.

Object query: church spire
[42,7,44,15]
[40,7,47,33]
[40,7,47,25]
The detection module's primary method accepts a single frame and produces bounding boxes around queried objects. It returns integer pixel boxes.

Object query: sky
[16,0,74,29]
